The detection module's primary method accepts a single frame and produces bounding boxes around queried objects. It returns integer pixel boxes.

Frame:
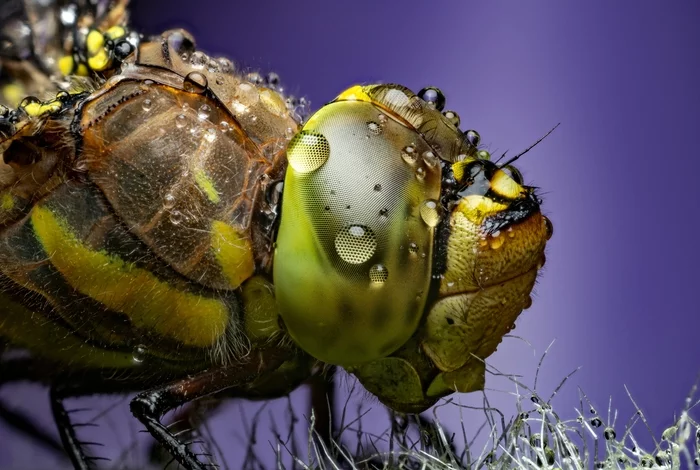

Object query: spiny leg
[130,348,287,470]
[148,398,223,466]
[49,385,103,470]
[1,359,135,469]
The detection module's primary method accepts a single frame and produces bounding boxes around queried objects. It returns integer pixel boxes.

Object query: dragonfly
[0,1,552,468]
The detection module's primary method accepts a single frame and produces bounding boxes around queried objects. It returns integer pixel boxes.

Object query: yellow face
[274,83,552,411]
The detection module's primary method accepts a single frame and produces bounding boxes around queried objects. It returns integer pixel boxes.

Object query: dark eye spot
[445,317,454,325]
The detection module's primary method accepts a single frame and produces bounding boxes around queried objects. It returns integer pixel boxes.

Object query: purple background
[2,1,700,468]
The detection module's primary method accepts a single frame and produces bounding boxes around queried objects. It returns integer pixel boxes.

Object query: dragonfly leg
[130,347,286,470]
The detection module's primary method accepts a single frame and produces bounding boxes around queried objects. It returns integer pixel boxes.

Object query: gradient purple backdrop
[2,1,700,468]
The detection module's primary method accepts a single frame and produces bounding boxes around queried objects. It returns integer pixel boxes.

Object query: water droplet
[175,114,187,129]
[235,82,260,105]
[247,72,263,84]
[408,242,419,254]
[374,184,382,192]
[198,104,211,120]
[529,433,544,448]
[369,264,389,283]
[422,151,439,168]
[189,51,207,69]
[417,86,446,111]
[544,216,553,240]
[287,131,330,173]
[590,417,602,428]
[219,121,230,132]
[170,210,184,225]
[537,254,546,269]
[420,200,440,227]
[490,236,505,249]
[184,71,208,94]
[464,129,480,147]
[141,99,152,112]
[217,57,234,73]
[132,344,147,363]
[415,167,426,181]
[401,145,417,164]
[503,165,524,185]
[477,149,491,160]
[443,110,460,127]
[207,59,220,73]
[285,127,295,139]
[604,427,616,440]
[378,208,389,220]
[266,72,280,87]
[377,113,387,124]
[335,224,377,264]
[163,193,176,208]
[367,121,381,135]
[204,128,216,143]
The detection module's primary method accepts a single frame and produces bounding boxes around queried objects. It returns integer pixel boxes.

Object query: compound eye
[275,94,440,366]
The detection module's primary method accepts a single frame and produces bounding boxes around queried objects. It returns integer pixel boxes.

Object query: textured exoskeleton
[0,2,552,469]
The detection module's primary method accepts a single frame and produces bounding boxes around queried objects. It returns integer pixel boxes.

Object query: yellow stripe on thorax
[31,206,229,348]
[211,221,254,289]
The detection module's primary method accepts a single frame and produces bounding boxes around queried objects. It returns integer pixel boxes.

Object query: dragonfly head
[274,84,551,411]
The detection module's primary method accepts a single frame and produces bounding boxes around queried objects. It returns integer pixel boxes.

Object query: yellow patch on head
[211,221,254,289]
[194,169,220,204]
[490,169,525,200]
[451,159,477,182]
[456,194,508,224]
[31,206,229,347]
